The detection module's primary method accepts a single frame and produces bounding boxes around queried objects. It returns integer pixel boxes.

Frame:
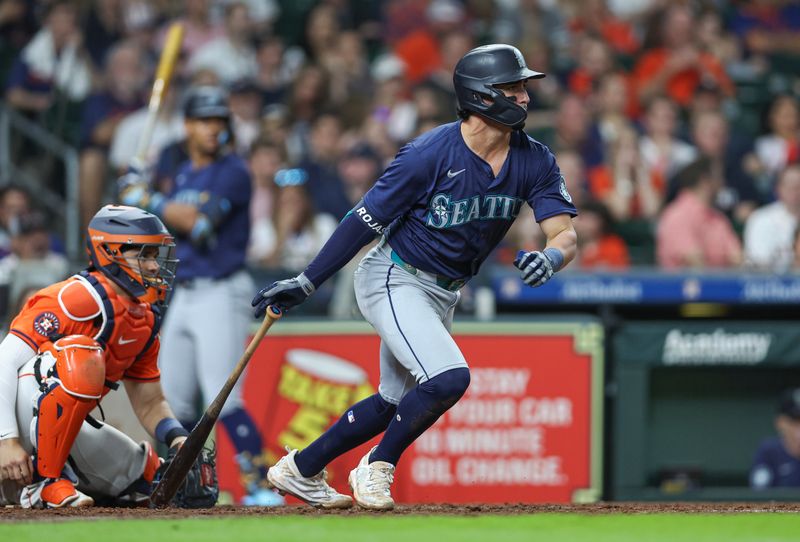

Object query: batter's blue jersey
[167,153,251,280]
[363,122,577,279]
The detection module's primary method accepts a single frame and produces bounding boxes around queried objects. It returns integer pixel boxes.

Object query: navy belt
[390,250,466,292]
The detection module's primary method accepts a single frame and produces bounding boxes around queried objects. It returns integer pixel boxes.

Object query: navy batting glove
[252,273,316,318]
[514,248,563,287]
[197,192,232,225]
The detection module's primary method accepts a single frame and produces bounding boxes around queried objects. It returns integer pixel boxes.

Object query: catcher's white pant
[0,354,151,505]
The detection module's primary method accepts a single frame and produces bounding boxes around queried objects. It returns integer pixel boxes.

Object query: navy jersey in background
[166,153,251,280]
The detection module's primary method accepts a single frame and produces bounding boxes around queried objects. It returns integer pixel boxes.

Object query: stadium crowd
[2,0,800,314]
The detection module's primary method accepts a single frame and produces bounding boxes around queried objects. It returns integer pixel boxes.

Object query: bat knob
[268,305,282,318]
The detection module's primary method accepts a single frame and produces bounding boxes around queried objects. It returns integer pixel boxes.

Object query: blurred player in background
[750,387,800,489]
[252,44,577,510]
[0,205,197,508]
[119,85,282,506]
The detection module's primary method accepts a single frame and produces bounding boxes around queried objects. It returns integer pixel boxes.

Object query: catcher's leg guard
[35,336,105,479]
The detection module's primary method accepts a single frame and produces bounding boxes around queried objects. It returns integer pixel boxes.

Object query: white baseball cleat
[267,448,353,509]
[348,446,395,511]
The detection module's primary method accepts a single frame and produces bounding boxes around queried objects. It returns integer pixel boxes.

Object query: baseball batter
[253,44,578,510]
[0,205,202,508]
[121,85,281,506]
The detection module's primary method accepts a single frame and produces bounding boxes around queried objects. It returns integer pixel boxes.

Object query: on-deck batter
[121,85,282,506]
[252,44,578,510]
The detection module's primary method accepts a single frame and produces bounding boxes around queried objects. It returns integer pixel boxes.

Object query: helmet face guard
[86,205,179,307]
[453,44,545,130]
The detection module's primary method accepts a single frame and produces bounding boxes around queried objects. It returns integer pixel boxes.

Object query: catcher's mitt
[155,445,219,508]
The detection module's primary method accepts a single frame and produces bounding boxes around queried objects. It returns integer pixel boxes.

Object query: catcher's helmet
[453,44,545,130]
[183,85,230,119]
[86,205,178,306]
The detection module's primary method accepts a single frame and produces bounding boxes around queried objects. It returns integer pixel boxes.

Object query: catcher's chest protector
[76,272,161,384]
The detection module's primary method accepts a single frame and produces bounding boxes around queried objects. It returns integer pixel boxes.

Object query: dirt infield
[3,502,800,521]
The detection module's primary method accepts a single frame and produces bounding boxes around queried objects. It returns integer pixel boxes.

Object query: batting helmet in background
[182,85,231,119]
[453,44,545,130]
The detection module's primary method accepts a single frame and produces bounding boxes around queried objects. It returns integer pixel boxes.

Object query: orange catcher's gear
[39,479,94,508]
[35,336,106,479]
[48,335,105,398]
[86,205,178,307]
[10,270,162,385]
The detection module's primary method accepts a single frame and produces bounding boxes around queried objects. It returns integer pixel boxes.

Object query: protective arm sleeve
[0,334,37,439]
[303,202,383,288]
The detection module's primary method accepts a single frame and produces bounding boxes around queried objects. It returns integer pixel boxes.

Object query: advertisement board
[215,320,603,505]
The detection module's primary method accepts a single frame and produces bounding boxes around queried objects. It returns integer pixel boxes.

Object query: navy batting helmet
[182,85,230,119]
[453,44,545,130]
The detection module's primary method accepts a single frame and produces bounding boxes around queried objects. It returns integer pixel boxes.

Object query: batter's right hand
[0,437,33,485]
[252,273,316,318]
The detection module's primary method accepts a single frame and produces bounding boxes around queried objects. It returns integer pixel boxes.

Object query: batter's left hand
[514,250,555,287]
[252,273,316,318]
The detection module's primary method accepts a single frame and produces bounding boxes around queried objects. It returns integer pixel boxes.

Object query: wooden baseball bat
[149,306,282,507]
[132,22,184,168]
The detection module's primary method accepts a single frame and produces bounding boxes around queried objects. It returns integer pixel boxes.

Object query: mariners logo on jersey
[558,175,573,203]
[425,193,524,229]
[33,311,60,337]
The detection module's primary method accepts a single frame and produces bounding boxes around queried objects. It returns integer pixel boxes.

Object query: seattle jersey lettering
[425,193,524,229]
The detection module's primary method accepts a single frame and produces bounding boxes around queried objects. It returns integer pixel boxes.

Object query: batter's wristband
[156,418,189,445]
[543,247,565,271]
[190,214,213,241]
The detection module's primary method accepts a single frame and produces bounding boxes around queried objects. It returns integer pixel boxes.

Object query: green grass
[3,514,800,542]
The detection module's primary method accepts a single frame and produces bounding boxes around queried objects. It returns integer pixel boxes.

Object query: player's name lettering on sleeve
[355,206,385,234]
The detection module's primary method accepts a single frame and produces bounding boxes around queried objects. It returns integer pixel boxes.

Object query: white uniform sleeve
[0,334,37,440]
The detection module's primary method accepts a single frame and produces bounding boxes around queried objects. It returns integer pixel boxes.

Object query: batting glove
[252,273,315,318]
[197,192,232,225]
[117,170,166,216]
[514,248,564,287]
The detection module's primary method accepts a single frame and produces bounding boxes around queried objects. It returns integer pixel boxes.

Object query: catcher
[0,205,217,508]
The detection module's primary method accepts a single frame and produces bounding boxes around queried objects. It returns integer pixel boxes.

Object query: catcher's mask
[86,205,179,307]
[453,44,545,130]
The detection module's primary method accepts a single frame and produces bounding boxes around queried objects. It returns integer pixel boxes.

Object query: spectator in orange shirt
[633,4,733,111]
[590,125,663,222]
[573,200,630,270]
[567,36,615,99]
[568,0,641,57]
[657,157,742,269]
